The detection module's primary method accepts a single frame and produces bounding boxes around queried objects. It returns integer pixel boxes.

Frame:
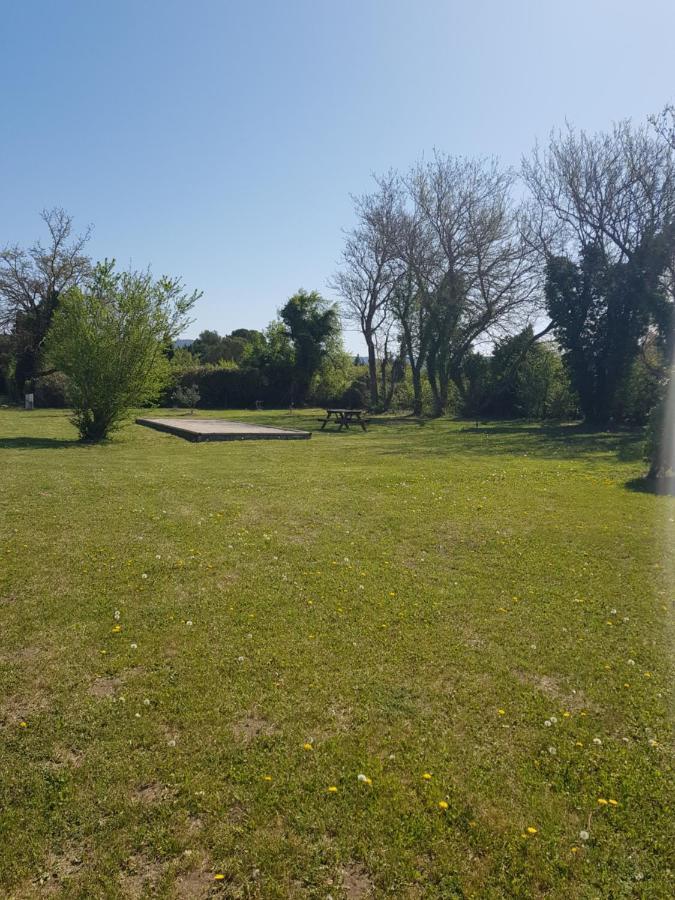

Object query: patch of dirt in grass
[514,671,597,711]
[14,843,88,895]
[132,781,176,805]
[227,804,248,825]
[232,712,278,744]
[89,675,122,698]
[0,593,17,606]
[0,691,50,726]
[340,863,374,898]
[119,853,169,898]
[172,863,214,898]
[47,745,84,769]
[0,645,43,666]
[89,666,144,699]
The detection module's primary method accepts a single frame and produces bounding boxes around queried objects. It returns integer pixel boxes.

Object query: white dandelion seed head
[579,830,589,841]
[357,773,369,782]
[143,698,150,706]
[610,608,617,615]
[550,716,558,724]
[141,573,148,579]
[113,610,121,620]
[593,737,602,745]
[130,643,138,650]
[548,746,557,755]
[627,659,635,665]
[544,720,552,727]
[186,620,193,626]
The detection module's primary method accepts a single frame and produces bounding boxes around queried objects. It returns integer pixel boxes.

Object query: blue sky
[2,0,674,351]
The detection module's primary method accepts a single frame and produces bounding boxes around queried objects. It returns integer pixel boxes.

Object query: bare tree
[0,208,91,392]
[399,154,540,415]
[332,174,401,408]
[522,121,675,264]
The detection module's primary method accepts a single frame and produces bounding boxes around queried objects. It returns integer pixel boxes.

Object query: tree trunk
[411,366,423,416]
[365,333,379,409]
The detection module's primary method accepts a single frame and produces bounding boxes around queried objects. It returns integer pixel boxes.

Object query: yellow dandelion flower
[597,798,608,805]
[563,711,571,718]
[526,826,538,834]
[422,772,432,780]
[214,873,225,880]
[608,799,619,806]
[438,800,449,810]
[262,775,272,782]
[19,721,27,728]
[327,785,338,793]
[303,743,313,751]
[498,709,506,715]
[111,625,122,633]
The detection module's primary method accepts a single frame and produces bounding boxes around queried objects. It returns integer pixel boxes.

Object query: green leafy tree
[279,289,339,403]
[545,240,669,425]
[0,209,91,394]
[46,261,199,441]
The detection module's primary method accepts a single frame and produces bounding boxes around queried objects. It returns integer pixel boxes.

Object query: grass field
[1,408,673,899]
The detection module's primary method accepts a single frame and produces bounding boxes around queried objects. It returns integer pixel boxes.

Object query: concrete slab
[136,417,311,442]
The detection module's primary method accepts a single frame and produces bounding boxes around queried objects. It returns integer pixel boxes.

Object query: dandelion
[592,738,602,746]
[627,659,635,666]
[548,746,557,755]
[167,739,176,747]
[214,873,225,881]
[438,800,449,810]
[114,610,121,620]
[422,772,432,780]
[327,785,338,793]
[186,620,193,627]
[112,624,122,633]
[526,827,538,834]
[544,720,552,727]
[262,775,272,782]
[141,573,148,579]
[579,830,589,841]
[550,716,558,724]
[498,709,506,716]
[357,773,372,785]
[303,743,313,751]
[563,711,571,718]
[130,643,138,650]
[19,721,27,728]
[143,698,150,706]
[608,799,619,806]
[597,798,608,805]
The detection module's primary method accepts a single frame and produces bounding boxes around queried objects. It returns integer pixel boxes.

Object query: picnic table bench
[319,408,370,431]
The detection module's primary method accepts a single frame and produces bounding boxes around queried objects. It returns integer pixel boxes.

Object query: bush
[33,372,69,407]
[172,382,200,412]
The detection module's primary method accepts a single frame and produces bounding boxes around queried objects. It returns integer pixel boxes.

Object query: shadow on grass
[625,476,675,496]
[0,436,82,450]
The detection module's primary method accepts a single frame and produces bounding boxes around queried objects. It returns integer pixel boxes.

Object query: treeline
[335,108,675,430]
[1,108,673,443]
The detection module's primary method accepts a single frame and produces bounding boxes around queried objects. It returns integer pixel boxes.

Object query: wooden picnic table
[319,408,369,431]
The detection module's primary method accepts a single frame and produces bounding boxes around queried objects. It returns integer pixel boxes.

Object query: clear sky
[2,0,674,351]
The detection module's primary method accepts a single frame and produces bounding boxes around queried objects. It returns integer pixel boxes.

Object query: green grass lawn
[1,408,673,899]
